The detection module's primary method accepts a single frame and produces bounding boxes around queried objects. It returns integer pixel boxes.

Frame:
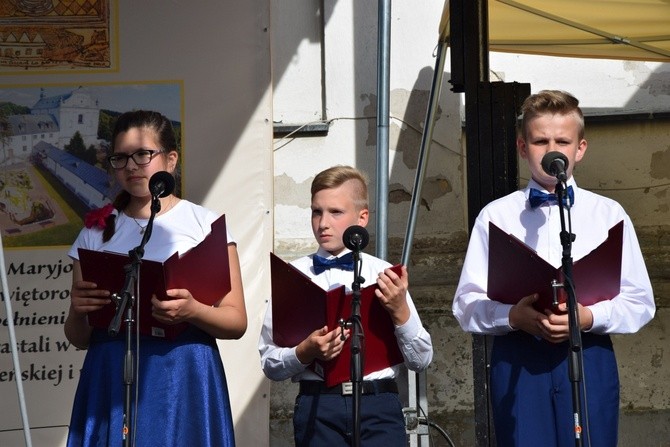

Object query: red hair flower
[84,203,116,230]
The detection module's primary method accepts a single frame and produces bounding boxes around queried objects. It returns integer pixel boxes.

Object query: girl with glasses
[64,110,247,446]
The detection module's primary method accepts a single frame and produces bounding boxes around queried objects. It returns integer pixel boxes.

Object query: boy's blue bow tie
[312,253,355,274]
[528,185,575,208]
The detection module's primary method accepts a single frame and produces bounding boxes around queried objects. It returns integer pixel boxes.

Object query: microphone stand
[554,180,584,447]
[108,194,162,447]
[348,246,365,447]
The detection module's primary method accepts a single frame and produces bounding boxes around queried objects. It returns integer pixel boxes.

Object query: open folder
[78,214,231,340]
[270,252,405,387]
[487,220,623,311]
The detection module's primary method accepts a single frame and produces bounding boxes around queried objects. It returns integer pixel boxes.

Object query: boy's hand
[295,325,350,364]
[540,302,594,343]
[375,265,411,326]
[509,294,546,337]
[510,294,594,343]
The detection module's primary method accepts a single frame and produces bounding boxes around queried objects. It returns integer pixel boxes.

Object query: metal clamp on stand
[551,279,564,308]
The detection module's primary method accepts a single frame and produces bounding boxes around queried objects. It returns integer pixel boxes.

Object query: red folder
[270,252,405,386]
[487,220,623,311]
[78,214,231,340]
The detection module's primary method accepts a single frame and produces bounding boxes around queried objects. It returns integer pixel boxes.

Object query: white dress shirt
[453,178,655,335]
[259,248,433,382]
[68,200,234,262]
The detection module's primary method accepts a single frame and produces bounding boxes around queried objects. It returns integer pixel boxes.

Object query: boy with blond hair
[260,165,433,446]
[453,90,655,446]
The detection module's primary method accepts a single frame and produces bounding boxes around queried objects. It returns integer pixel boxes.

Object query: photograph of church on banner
[0,82,182,248]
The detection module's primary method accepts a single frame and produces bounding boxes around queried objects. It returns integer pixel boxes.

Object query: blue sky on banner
[0,83,181,122]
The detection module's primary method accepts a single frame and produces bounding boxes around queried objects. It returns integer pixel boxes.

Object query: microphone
[149,171,175,198]
[541,151,569,182]
[343,225,369,251]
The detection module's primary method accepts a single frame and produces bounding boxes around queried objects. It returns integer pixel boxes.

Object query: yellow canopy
[441,0,670,62]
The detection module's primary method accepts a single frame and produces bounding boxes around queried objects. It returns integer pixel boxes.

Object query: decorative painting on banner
[0,0,116,73]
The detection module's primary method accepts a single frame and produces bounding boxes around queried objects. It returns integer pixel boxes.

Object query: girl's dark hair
[102,110,178,242]
[111,110,178,153]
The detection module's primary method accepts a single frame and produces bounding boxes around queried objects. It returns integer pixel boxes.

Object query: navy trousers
[293,390,406,446]
[490,332,619,447]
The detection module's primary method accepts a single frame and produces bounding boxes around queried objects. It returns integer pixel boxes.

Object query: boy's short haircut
[518,90,585,140]
[311,165,369,210]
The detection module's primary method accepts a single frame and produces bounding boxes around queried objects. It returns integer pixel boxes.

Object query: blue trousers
[293,391,406,447]
[490,332,619,447]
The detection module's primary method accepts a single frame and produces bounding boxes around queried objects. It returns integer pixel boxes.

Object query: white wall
[272,0,670,245]
[273,1,465,248]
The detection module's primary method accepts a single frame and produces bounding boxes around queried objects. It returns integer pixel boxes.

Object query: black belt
[299,379,398,396]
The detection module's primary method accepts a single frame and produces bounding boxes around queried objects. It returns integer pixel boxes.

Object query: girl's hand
[70,280,111,316]
[151,289,198,325]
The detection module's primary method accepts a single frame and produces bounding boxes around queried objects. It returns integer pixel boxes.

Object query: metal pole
[0,236,33,447]
[375,0,391,261]
[401,36,450,447]
[401,40,449,266]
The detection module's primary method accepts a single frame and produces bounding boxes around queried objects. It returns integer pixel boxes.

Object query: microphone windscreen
[541,151,568,177]
[343,225,369,251]
[149,171,175,198]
